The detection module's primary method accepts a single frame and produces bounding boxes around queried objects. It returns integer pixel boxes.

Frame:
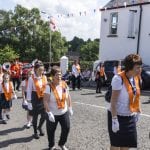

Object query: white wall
[139,5,150,65]
[99,6,141,61]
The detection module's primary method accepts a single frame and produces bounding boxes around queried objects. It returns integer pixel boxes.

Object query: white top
[113,67,118,75]
[44,82,69,116]
[0,82,14,93]
[72,64,79,77]
[0,73,3,84]
[109,75,138,116]
[26,74,47,100]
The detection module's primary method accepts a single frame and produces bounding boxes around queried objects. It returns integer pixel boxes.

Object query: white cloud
[11,0,109,41]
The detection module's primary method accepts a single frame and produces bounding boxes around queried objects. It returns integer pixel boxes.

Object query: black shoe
[37,127,45,136]
[33,133,40,139]
[6,114,10,120]
[2,120,7,124]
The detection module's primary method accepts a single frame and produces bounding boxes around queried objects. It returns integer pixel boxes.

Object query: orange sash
[76,64,81,73]
[119,71,140,112]
[49,81,67,109]
[2,82,13,101]
[100,67,104,77]
[33,75,47,99]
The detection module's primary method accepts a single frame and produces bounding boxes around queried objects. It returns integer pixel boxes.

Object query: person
[71,60,81,90]
[108,54,142,150]
[10,59,22,91]
[0,72,17,124]
[0,65,4,121]
[43,66,73,150]
[113,61,122,75]
[95,63,106,93]
[21,70,33,128]
[26,60,47,139]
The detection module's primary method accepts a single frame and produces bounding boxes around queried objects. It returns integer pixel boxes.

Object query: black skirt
[0,93,12,109]
[107,111,137,148]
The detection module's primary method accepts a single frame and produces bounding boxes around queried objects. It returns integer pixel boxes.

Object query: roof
[102,0,150,10]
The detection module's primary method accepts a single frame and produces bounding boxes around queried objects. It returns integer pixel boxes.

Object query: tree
[0,45,19,63]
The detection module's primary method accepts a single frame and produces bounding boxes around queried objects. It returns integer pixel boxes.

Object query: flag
[49,17,57,31]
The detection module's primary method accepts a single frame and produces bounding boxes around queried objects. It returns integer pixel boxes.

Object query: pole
[49,27,52,68]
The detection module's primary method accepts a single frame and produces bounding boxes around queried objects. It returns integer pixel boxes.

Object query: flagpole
[49,26,52,68]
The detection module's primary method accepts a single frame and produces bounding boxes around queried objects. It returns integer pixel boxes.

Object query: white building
[100,0,150,65]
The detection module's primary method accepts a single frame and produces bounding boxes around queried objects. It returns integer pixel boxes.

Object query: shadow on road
[95,95,105,98]
[0,135,33,148]
[0,126,26,135]
[142,100,150,104]
[81,92,97,95]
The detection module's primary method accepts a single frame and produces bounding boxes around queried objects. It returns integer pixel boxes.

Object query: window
[109,12,118,35]
[128,10,137,38]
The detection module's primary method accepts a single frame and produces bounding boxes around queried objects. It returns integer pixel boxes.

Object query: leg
[38,111,46,136]
[32,111,39,139]
[58,112,70,147]
[16,78,21,91]
[72,75,76,90]
[110,146,120,150]
[12,78,16,91]
[120,148,129,150]
[77,75,81,89]
[46,116,58,148]
[0,108,2,120]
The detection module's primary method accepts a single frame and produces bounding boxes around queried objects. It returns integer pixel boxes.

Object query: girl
[26,60,47,139]
[0,72,17,124]
[43,66,73,150]
[21,70,33,128]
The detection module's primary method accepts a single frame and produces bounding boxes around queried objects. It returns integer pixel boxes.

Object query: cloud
[12,0,108,41]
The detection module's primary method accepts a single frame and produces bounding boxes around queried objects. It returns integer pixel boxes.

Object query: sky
[0,0,109,41]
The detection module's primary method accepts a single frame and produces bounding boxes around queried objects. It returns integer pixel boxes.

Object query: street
[0,88,150,150]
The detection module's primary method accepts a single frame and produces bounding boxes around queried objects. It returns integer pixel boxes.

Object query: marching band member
[21,70,33,128]
[108,54,142,150]
[43,66,73,150]
[10,59,22,91]
[0,72,17,124]
[26,60,47,139]
[0,65,4,121]
[71,60,81,90]
[96,63,106,93]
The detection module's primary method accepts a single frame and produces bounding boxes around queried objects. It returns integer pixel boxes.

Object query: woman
[21,70,33,128]
[0,72,17,124]
[108,54,142,150]
[43,66,73,150]
[26,60,47,139]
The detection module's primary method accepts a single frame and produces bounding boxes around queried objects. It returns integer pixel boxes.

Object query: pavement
[0,88,150,150]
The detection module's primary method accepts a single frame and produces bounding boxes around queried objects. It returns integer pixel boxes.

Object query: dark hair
[123,54,142,72]
[50,66,61,76]
[34,60,44,69]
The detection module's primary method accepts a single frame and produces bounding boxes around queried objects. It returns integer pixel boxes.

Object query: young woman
[26,60,47,139]
[21,70,33,128]
[108,54,142,150]
[43,66,73,150]
[0,72,17,124]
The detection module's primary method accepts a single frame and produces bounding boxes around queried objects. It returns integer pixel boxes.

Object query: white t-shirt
[0,82,14,93]
[44,82,69,116]
[109,75,137,116]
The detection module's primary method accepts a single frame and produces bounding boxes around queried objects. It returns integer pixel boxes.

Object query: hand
[47,112,55,122]
[68,107,73,116]
[13,94,17,100]
[135,113,140,122]
[27,103,32,110]
[112,118,119,133]
[23,100,28,106]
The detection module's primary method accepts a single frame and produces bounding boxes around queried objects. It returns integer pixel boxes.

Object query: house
[99,0,150,65]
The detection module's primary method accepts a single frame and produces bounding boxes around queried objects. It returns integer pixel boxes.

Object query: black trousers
[72,75,81,90]
[96,77,104,93]
[46,112,70,148]
[0,108,2,119]
[12,77,21,91]
[31,92,46,134]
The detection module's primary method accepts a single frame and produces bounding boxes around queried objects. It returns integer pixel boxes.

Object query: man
[71,60,81,90]
[10,59,22,91]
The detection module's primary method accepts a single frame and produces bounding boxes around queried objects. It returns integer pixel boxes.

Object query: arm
[43,93,50,112]
[110,90,120,118]
[26,77,33,101]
